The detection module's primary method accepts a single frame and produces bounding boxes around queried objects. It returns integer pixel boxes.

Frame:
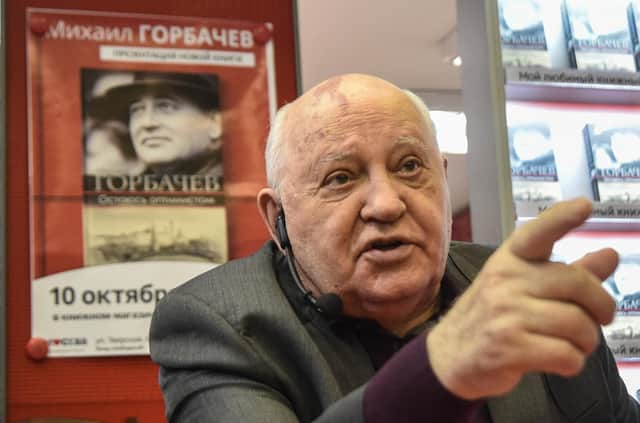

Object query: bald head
[265,74,437,191]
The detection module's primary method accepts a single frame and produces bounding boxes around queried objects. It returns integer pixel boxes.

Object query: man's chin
[143,159,183,171]
[143,158,175,166]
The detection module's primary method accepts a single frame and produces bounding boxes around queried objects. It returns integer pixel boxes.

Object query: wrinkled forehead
[283,76,432,151]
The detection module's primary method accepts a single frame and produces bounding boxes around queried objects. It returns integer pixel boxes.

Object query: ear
[207,111,223,139]
[257,187,284,253]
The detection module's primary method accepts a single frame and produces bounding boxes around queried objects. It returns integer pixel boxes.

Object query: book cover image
[584,124,640,203]
[508,122,562,202]
[81,67,229,265]
[498,0,551,67]
[83,206,227,266]
[604,255,640,311]
[603,255,640,360]
[633,0,640,61]
[27,9,276,357]
[82,68,225,182]
[563,0,638,71]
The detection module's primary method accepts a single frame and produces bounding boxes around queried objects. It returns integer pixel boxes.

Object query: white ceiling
[296,0,462,92]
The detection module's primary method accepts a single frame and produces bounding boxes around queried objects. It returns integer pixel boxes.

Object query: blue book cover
[563,0,638,71]
[498,0,552,67]
[602,254,640,361]
[583,124,640,202]
[508,122,561,201]
[604,255,640,312]
[632,0,640,64]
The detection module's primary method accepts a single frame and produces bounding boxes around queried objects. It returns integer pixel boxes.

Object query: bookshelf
[459,0,640,397]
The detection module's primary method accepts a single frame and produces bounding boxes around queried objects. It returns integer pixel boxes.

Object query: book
[563,0,638,71]
[499,0,550,67]
[602,254,640,360]
[508,122,562,202]
[499,0,570,68]
[632,0,640,63]
[604,255,640,311]
[80,68,228,266]
[583,124,640,203]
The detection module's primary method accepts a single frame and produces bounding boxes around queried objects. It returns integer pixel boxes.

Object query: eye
[324,171,353,187]
[129,102,144,117]
[155,99,179,113]
[398,157,423,175]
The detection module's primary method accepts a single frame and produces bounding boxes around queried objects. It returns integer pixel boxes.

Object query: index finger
[506,198,592,262]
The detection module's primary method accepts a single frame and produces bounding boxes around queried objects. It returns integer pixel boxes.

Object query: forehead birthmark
[295,78,352,148]
[309,77,351,121]
[311,76,348,103]
[293,76,409,155]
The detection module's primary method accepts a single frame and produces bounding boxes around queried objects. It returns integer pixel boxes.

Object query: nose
[133,106,159,129]
[360,174,406,223]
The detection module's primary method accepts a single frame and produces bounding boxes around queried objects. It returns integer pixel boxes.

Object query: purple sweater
[363,331,484,422]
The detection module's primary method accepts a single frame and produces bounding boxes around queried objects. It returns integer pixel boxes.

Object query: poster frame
[1,0,7,418]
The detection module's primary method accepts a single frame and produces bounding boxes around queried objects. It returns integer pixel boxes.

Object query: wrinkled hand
[427,198,618,400]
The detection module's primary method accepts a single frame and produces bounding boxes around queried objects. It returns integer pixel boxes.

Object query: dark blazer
[150,241,639,422]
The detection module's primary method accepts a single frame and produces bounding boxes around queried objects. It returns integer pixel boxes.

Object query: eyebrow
[315,136,431,165]
[395,135,430,152]
[316,151,355,165]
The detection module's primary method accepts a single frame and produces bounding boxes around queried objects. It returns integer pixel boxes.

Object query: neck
[387,293,441,338]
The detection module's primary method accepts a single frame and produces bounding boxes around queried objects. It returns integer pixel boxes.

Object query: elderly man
[95,71,223,181]
[150,74,638,422]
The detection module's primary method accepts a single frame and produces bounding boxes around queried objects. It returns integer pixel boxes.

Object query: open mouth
[361,238,412,263]
[370,240,404,251]
[141,137,171,146]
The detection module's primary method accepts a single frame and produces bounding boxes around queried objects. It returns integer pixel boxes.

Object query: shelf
[504,66,640,105]
[515,200,640,231]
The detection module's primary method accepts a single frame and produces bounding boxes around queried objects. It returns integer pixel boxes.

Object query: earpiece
[275,211,290,249]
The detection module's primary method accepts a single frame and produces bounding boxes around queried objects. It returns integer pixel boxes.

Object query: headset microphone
[275,211,343,318]
[314,292,343,318]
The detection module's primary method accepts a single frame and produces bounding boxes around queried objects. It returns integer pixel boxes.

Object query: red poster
[27,8,276,357]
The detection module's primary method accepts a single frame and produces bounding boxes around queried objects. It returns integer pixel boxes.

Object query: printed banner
[27,9,276,357]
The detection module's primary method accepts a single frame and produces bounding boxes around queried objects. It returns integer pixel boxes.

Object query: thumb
[506,198,592,261]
